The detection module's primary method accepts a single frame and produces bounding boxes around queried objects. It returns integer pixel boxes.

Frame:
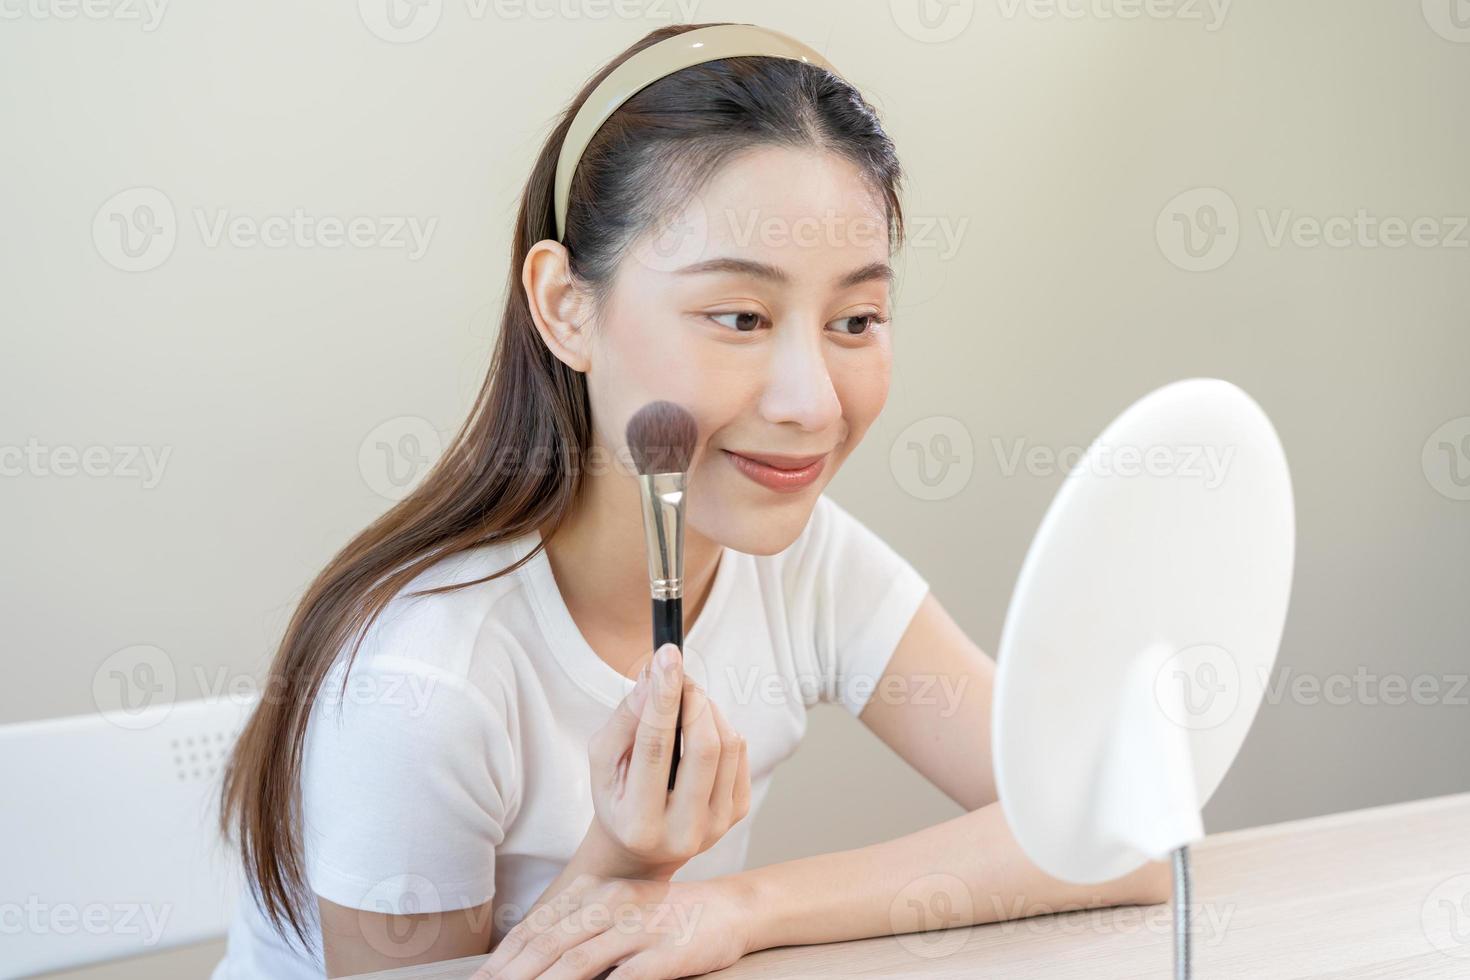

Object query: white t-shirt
[211,492,929,978]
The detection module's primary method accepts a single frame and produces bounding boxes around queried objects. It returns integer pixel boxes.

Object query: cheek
[686,376,755,468]
[597,318,677,388]
[833,349,891,439]
[590,321,755,455]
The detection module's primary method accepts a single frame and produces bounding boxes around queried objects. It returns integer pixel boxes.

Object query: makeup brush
[625,400,698,791]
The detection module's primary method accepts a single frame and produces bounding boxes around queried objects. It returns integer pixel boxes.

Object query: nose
[758,323,843,433]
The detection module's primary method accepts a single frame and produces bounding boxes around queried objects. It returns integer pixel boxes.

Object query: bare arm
[728,591,1170,953]
[316,817,672,976]
[728,800,1170,954]
[317,895,495,978]
[468,593,1170,978]
[857,590,999,810]
[320,655,750,975]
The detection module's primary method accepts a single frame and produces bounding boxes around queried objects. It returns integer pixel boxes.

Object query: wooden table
[349,792,1470,979]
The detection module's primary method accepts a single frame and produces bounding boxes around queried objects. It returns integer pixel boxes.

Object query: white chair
[0,695,257,977]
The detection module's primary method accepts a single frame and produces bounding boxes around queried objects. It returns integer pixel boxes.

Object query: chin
[689,485,823,556]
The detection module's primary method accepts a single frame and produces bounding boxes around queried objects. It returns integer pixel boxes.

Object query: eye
[706,311,768,333]
[827,312,889,337]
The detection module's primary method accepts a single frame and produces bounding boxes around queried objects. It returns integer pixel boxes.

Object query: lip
[729,450,828,470]
[723,449,827,493]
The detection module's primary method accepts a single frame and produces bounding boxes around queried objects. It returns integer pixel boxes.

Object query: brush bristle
[626,400,698,475]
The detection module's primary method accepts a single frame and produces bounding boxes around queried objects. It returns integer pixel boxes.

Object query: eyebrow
[672,257,894,290]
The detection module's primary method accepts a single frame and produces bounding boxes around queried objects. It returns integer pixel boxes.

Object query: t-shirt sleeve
[784,494,931,717]
[300,652,520,916]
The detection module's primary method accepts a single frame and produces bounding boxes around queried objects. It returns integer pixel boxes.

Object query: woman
[214,22,1168,980]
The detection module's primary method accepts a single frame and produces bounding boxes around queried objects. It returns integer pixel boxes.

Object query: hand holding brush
[625,400,698,790]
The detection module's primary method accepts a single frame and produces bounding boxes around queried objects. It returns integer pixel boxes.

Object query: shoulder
[775,492,905,577]
[300,544,529,911]
[362,538,534,671]
[304,541,532,822]
[764,493,930,715]
[769,492,927,619]
[328,536,537,713]
[776,491,930,624]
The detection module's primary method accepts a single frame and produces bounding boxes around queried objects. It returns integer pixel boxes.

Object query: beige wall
[5,1,1467,975]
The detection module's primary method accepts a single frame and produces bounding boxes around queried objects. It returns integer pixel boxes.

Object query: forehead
[635,145,893,282]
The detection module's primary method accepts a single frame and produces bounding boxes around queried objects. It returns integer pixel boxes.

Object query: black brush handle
[652,595,683,792]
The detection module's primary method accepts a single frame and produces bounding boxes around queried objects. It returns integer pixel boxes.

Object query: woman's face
[584,146,896,556]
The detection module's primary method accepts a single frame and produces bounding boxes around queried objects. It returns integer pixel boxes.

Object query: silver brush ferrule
[637,471,686,600]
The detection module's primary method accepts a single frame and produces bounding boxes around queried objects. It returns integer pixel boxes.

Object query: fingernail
[657,643,679,675]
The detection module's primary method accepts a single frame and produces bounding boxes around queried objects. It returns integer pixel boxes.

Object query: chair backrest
[0,695,258,978]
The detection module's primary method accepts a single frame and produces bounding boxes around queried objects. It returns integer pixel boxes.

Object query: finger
[624,644,684,820]
[481,875,601,976]
[494,918,611,980]
[664,681,720,841]
[705,697,742,817]
[491,898,617,980]
[536,924,646,980]
[732,732,751,823]
[509,886,647,980]
[607,945,682,980]
[589,662,656,779]
[616,662,658,738]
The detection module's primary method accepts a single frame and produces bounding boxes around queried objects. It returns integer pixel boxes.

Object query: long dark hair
[218,21,907,951]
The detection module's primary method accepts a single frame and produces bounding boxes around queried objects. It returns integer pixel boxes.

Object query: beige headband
[552,24,839,242]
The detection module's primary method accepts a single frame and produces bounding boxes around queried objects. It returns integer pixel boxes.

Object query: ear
[523,239,594,373]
